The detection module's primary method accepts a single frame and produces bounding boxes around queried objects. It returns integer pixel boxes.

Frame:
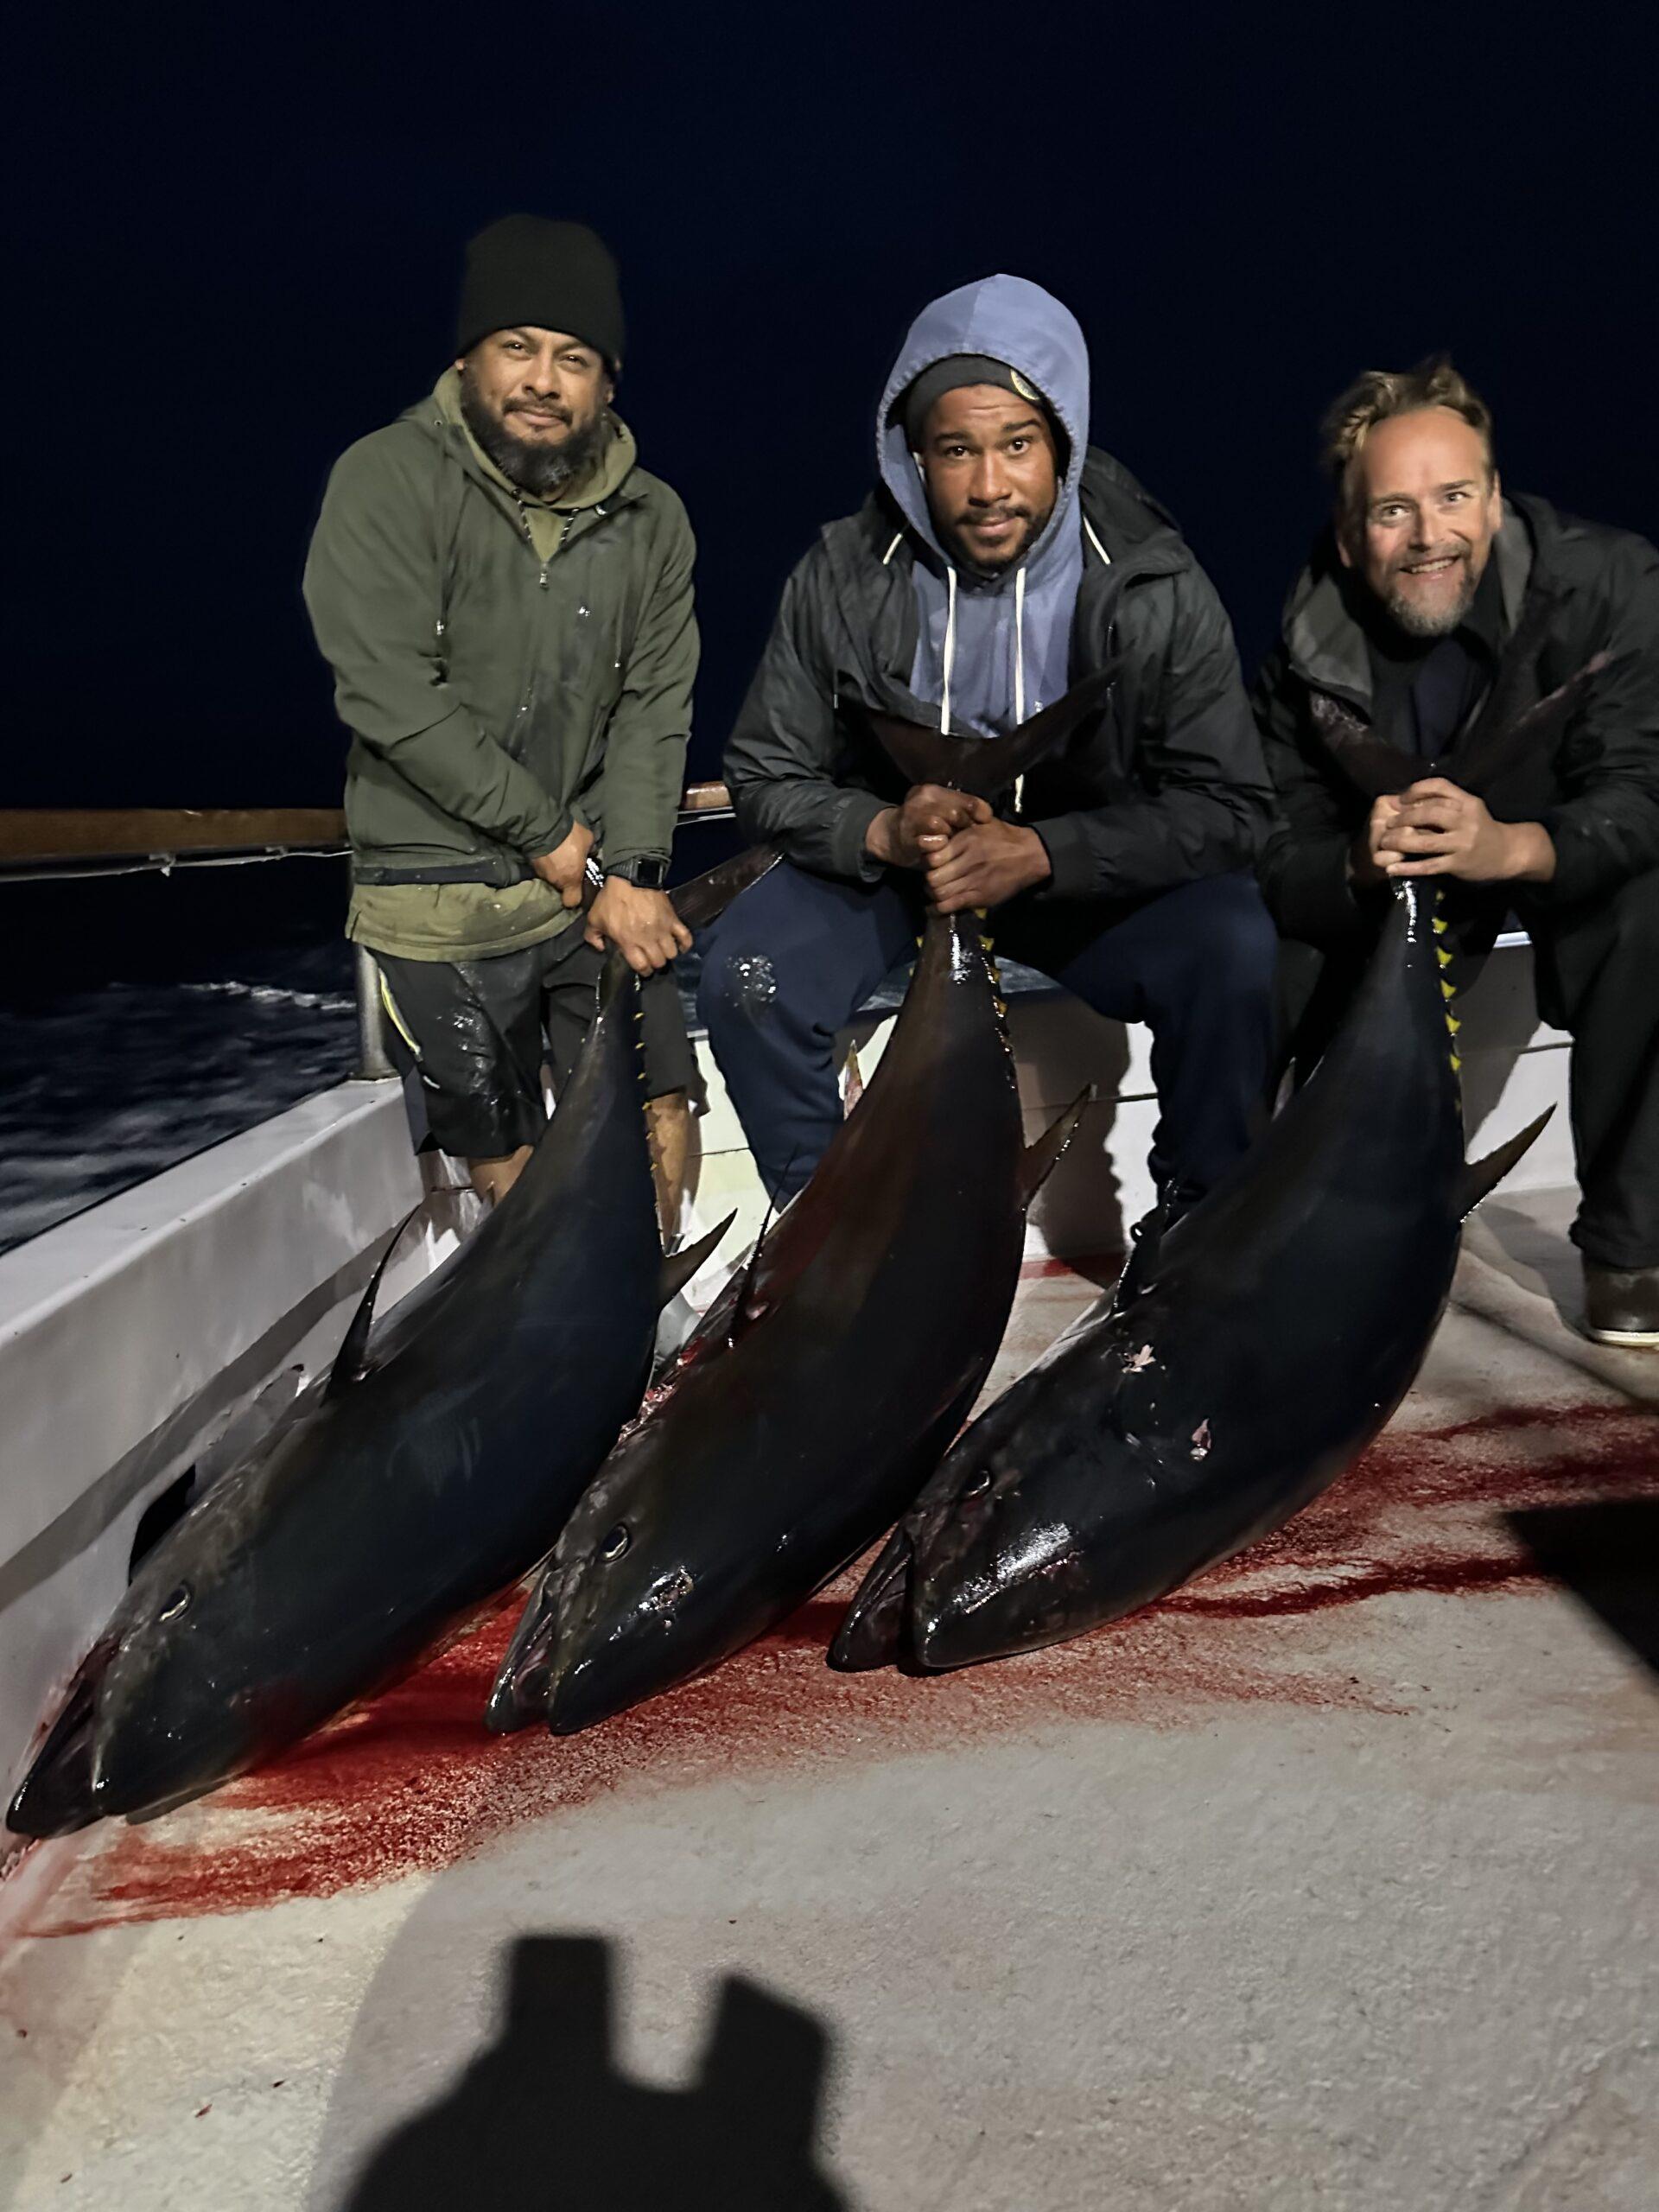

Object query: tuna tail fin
[1448,651,1612,798]
[670,843,782,932]
[1308,695,1424,798]
[1311,617,1612,805]
[326,1205,424,1399]
[1458,1108,1554,1217]
[658,1212,736,1308]
[861,664,1122,799]
[1020,1087,1095,1206]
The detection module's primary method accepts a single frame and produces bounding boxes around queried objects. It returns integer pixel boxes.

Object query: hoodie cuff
[1031,813,1097,901]
[831,791,893,883]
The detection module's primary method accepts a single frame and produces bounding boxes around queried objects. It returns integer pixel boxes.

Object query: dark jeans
[696,861,1279,1205]
[1276,867,1659,1269]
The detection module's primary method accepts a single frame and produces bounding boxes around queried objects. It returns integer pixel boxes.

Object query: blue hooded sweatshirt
[876,275,1090,738]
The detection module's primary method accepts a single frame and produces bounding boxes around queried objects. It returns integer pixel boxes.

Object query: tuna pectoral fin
[326,1204,425,1399]
[658,1212,736,1307]
[671,843,782,932]
[1459,1108,1554,1217]
[828,1527,914,1672]
[1020,1087,1095,1207]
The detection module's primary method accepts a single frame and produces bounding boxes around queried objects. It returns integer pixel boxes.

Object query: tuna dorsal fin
[1458,1108,1554,1217]
[861,664,1121,801]
[1020,1087,1095,1206]
[670,844,782,933]
[327,1205,424,1399]
[658,1212,736,1308]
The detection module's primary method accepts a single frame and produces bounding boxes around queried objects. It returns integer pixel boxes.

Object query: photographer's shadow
[340,1934,849,2210]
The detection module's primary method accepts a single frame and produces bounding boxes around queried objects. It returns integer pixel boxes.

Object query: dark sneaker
[1583,1262,1659,1349]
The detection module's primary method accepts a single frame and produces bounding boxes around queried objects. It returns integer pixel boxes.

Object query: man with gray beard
[1255,359,1659,1346]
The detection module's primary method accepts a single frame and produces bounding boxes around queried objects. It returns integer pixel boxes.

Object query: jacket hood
[876,273,1090,575]
[874,275,1090,734]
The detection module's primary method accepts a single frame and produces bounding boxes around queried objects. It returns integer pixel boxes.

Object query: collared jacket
[1254,493,1659,946]
[304,376,697,892]
[723,448,1272,904]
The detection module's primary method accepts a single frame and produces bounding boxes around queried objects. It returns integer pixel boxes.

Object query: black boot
[1583,1262,1659,1350]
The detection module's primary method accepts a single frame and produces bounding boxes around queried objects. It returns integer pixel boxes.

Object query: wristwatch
[605,855,670,890]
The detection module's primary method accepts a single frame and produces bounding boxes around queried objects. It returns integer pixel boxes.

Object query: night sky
[16,5,1655,810]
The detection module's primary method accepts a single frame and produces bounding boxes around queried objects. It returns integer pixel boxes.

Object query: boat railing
[0,785,735,1083]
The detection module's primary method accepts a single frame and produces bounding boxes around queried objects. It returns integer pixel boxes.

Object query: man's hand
[585,880,693,974]
[1370,779,1557,884]
[925,819,1052,913]
[866,785,993,869]
[530,819,595,908]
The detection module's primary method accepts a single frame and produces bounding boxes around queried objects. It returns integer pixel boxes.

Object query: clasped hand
[1356,779,1554,887]
[868,783,1052,913]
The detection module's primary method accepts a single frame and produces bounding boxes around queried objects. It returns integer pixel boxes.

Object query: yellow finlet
[1437,945,1453,969]
[1440,977,1457,1001]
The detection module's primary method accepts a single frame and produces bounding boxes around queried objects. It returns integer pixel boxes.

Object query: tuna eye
[600,1524,631,1561]
[159,1584,192,1621]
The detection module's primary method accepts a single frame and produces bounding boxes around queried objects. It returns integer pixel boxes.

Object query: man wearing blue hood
[701,276,1276,1212]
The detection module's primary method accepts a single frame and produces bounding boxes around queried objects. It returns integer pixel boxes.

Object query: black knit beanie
[901,353,1052,448]
[455,216,625,371]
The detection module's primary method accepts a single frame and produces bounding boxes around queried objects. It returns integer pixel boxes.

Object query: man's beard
[939,502,1050,579]
[459,377,608,499]
[1382,550,1478,639]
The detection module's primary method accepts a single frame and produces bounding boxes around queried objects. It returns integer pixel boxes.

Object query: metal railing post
[352,944,397,1082]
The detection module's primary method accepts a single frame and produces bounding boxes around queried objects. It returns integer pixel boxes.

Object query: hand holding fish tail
[1376,777,1558,884]
[925,816,1052,912]
[867,784,992,869]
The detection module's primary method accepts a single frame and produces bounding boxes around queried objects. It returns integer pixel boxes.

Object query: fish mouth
[542,1653,626,1738]
[486,1581,564,1734]
[6,1656,110,1838]
[829,1527,915,1672]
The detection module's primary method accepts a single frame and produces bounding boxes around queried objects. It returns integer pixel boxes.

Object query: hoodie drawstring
[1014,564,1027,726]
[941,566,959,736]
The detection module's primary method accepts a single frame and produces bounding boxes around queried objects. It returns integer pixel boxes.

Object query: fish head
[7,1536,279,1834]
[514,1446,724,1736]
[34,1410,341,1829]
[908,1421,1159,1670]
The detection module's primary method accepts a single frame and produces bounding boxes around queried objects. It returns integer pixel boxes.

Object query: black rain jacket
[722,450,1273,903]
[1254,493,1659,950]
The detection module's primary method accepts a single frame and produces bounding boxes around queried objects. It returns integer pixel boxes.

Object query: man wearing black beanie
[305,216,700,1223]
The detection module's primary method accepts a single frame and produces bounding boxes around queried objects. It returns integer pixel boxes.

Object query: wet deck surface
[3,1192,1656,2209]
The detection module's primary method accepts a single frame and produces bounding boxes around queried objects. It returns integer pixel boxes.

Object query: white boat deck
[1,1195,1656,2210]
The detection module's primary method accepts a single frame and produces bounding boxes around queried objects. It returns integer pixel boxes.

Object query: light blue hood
[876,274,1090,737]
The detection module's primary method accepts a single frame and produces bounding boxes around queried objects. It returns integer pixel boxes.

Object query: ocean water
[0,849,1054,1260]
[0,945,363,1256]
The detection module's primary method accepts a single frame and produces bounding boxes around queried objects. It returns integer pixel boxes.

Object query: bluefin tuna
[6,849,772,1836]
[486,678,1118,1735]
[834,658,1604,1672]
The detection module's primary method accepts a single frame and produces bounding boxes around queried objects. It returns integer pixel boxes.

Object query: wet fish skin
[6,850,773,1836]
[864,883,1548,1671]
[487,674,1121,1739]
[489,903,1035,1736]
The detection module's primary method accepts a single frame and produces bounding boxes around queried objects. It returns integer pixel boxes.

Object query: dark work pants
[1276,867,1659,1269]
[696,861,1279,1205]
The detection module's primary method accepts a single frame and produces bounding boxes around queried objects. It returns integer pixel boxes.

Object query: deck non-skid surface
[2,1192,1656,2210]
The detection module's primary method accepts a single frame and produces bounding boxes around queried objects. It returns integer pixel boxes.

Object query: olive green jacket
[303,376,698,910]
